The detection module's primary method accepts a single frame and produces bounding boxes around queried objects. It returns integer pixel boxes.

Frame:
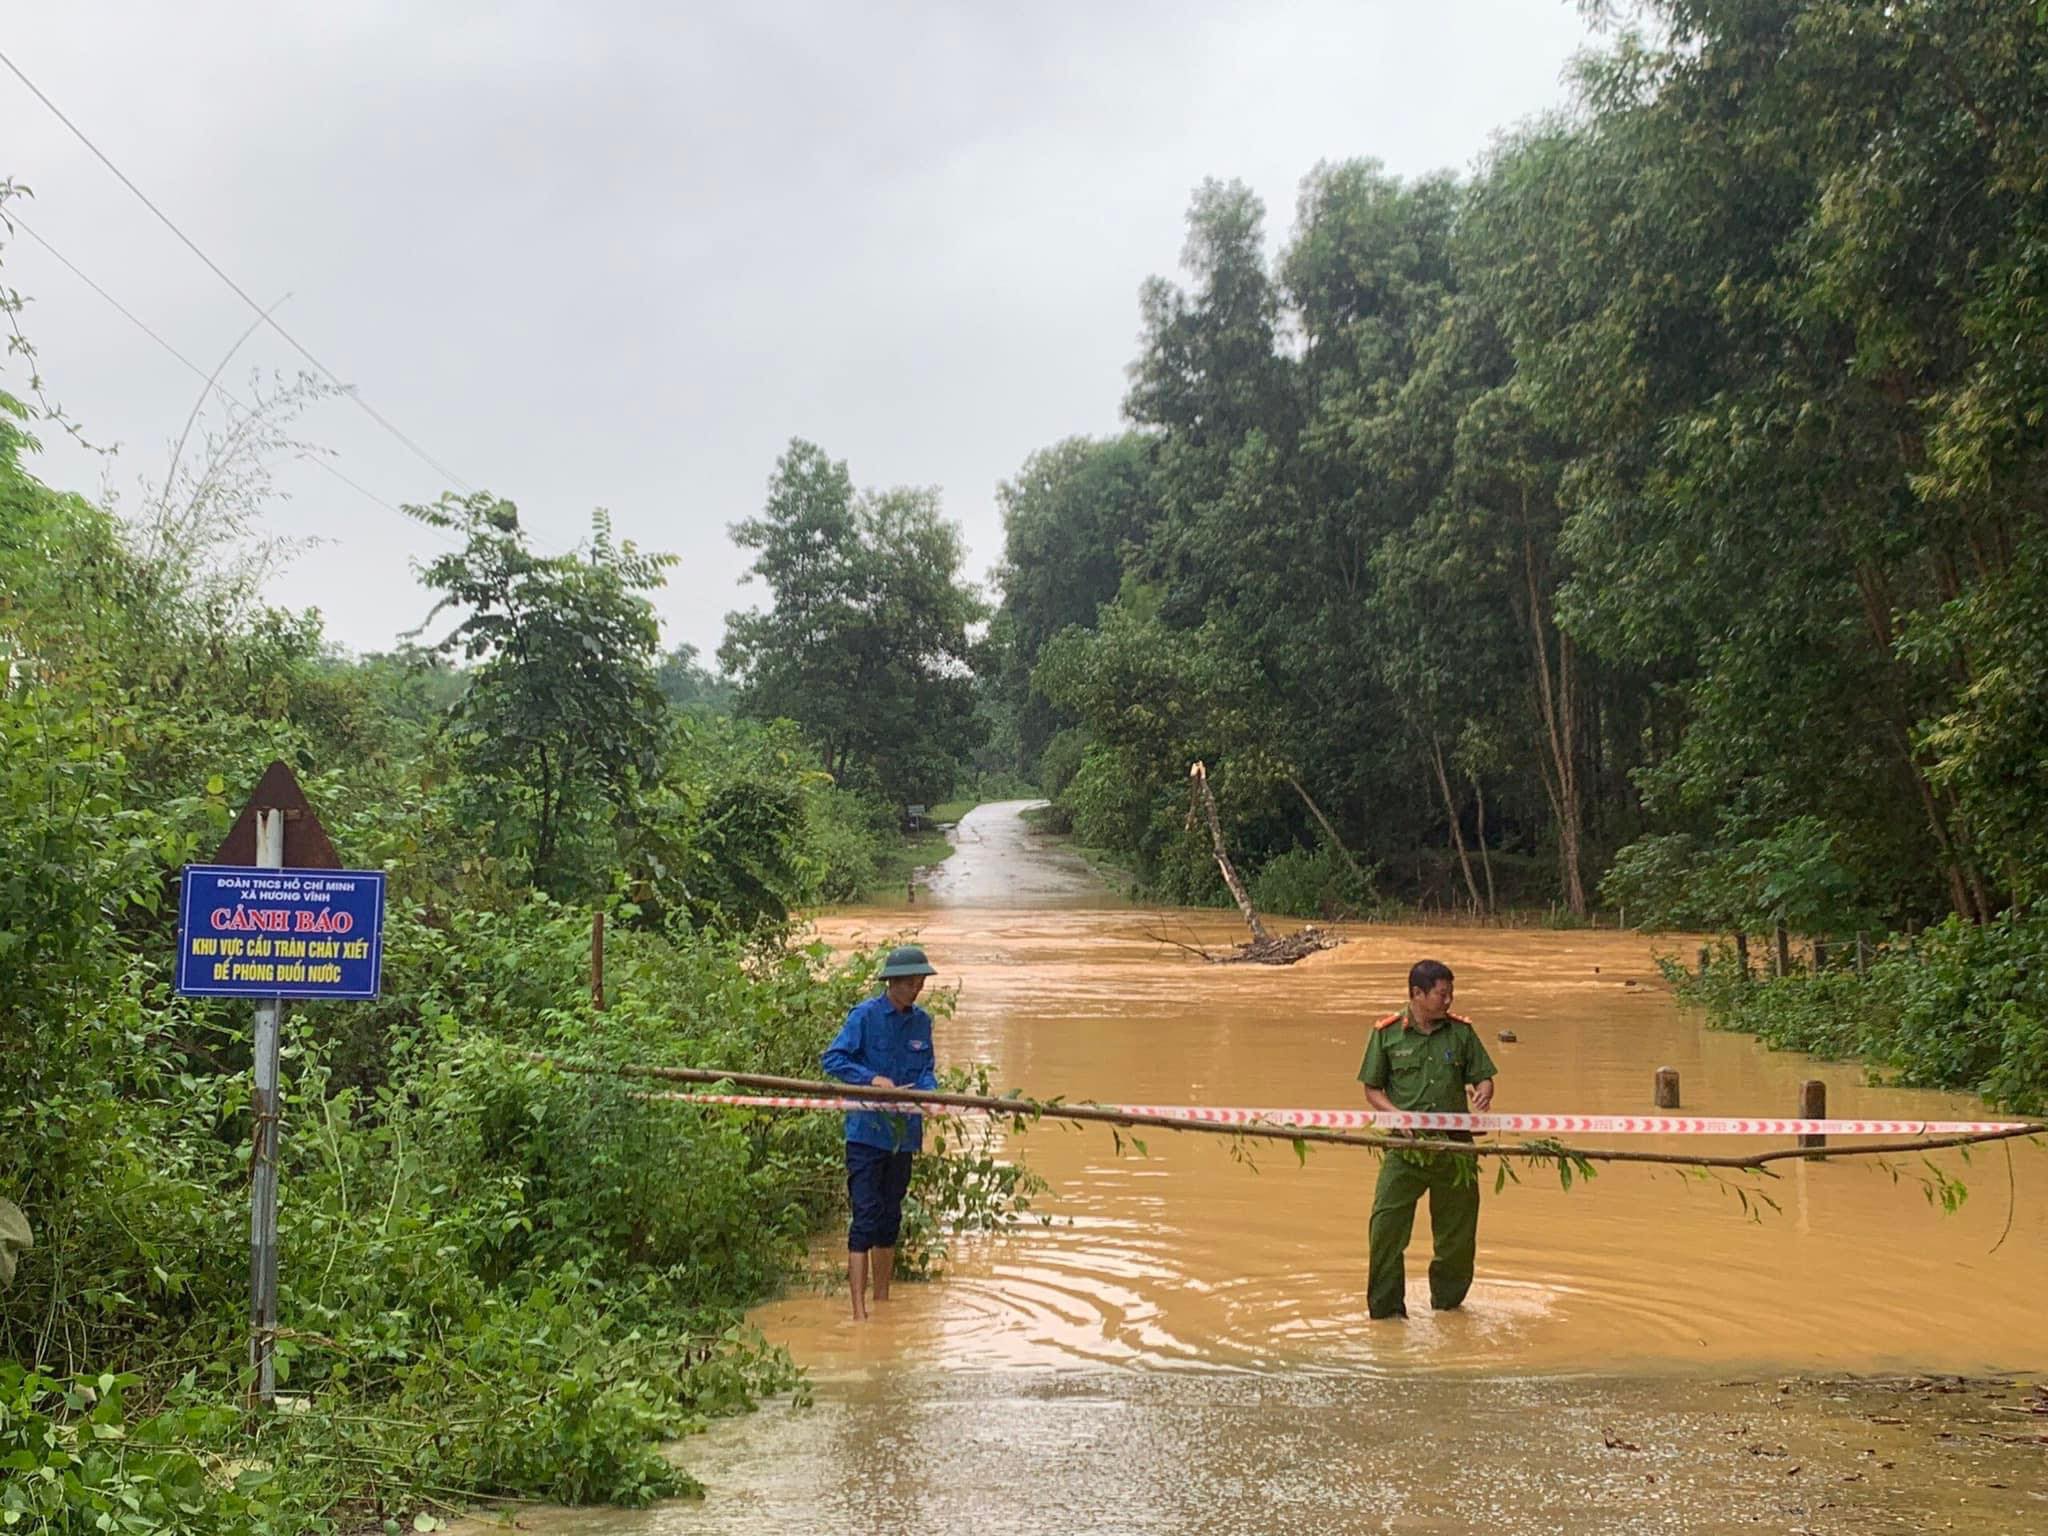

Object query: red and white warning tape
[668,1094,2031,1137]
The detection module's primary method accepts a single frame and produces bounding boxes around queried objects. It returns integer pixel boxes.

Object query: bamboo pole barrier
[526,1056,2048,1174]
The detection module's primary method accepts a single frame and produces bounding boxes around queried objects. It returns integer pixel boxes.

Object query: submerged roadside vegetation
[1670,910,2048,1116]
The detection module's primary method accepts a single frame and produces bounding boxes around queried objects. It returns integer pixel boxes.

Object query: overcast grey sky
[5,2,1597,660]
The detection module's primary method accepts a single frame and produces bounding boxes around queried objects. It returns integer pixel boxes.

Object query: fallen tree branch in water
[526,1056,2048,1172]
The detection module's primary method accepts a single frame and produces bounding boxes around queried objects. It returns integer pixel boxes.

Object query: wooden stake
[591,911,605,1011]
[1799,1080,1826,1152]
[1774,921,1792,978]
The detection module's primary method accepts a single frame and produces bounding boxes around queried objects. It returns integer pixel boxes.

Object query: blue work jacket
[821,992,937,1151]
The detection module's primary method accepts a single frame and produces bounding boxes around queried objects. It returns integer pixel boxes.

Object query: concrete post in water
[1654,1067,1681,1109]
[1774,921,1792,978]
[1733,932,1749,979]
[1798,1079,1826,1152]
[249,808,285,1407]
[1697,945,1711,979]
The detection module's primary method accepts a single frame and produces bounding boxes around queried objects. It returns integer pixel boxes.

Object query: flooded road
[914,798,1103,907]
[765,909,2048,1379]
[475,803,2048,1533]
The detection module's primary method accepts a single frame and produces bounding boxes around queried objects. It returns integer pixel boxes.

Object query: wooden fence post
[1798,1080,1826,1152]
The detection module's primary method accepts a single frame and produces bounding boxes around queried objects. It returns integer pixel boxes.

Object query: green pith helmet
[878,945,936,979]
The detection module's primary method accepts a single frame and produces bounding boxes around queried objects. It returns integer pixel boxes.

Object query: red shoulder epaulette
[1374,1012,1403,1030]
[1446,1012,1474,1028]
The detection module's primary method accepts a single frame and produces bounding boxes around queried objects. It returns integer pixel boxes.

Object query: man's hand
[1468,1079,1495,1113]
[870,1076,896,1090]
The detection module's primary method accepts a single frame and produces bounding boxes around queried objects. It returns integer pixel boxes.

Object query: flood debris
[1166,764,1351,964]
[1143,921,1344,966]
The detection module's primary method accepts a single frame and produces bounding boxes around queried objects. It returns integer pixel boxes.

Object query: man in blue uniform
[821,945,939,1320]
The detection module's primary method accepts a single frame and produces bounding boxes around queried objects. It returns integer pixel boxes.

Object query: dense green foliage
[721,440,988,811]
[0,243,1030,1524]
[990,0,2048,941]
[1671,908,2048,1115]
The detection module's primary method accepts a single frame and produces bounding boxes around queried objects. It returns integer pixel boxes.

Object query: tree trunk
[1285,772,1368,891]
[535,742,558,880]
[1189,761,1268,942]
[1473,775,1497,915]
[1430,734,1483,916]
[1520,509,1587,916]
[1850,557,1987,923]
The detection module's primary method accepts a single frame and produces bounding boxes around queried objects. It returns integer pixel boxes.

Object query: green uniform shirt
[1357,1007,1497,1113]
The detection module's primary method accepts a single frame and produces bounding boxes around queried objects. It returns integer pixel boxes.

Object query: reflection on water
[766,907,2048,1379]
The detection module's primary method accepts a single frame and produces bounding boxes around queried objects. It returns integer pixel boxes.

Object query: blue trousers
[846,1143,915,1252]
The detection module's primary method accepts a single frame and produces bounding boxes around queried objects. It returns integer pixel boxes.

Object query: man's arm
[1359,1029,1395,1114]
[822,1009,886,1086]
[1463,1029,1497,1112]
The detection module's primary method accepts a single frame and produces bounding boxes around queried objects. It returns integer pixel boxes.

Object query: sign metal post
[176,759,383,1408]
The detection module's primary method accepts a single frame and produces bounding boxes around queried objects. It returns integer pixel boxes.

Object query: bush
[1251,845,1374,920]
[1670,903,2048,1114]
[1035,728,1087,800]
[0,1366,277,1536]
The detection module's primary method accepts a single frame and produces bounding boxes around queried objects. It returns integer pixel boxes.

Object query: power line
[0,44,477,496]
[6,208,459,545]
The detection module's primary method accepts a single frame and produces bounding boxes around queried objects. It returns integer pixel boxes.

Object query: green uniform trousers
[1368,1151,1480,1319]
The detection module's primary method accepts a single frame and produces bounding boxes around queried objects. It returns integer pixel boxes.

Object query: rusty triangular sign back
[211,759,342,869]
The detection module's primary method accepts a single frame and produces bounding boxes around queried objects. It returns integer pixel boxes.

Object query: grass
[928,798,977,823]
[860,826,953,902]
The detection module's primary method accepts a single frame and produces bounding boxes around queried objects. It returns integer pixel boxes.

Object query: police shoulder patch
[1373,1012,1403,1030]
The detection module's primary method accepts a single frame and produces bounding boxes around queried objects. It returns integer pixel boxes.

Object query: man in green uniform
[1358,958,1497,1320]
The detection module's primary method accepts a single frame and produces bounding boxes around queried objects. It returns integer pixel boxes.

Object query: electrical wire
[1,44,476,495]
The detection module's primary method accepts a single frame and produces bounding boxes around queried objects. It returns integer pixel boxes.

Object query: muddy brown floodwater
[468,802,2048,1534]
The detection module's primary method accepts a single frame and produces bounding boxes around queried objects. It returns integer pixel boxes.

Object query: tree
[654,643,735,716]
[409,492,673,893]
[721,439,986,808]
[991,434,1159,772]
